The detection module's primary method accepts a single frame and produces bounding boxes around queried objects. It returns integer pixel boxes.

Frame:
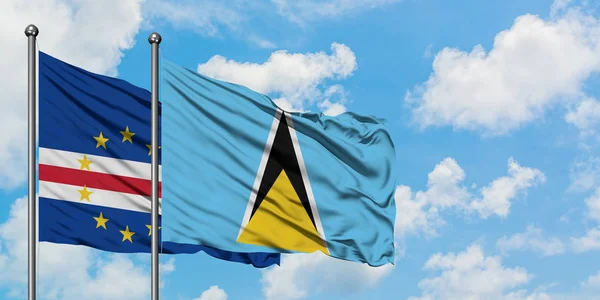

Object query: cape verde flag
[38,51,279,268]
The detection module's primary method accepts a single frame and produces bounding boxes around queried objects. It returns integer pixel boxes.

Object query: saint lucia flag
[161,59,396,266]
[38,51,279,268]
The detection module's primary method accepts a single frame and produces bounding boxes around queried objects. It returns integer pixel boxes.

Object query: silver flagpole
[25,24,39,300]
[148,32,162,300]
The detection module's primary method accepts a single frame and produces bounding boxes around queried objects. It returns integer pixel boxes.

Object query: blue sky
[1,0,600,299]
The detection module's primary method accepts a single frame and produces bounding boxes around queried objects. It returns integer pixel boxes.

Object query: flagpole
[25,24,39,300]
[149,32,162,300]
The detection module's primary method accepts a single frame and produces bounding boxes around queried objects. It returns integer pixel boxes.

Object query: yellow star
[145,144,162,156]
[93,131,109,149]
[93,212,109,230]
[77,154,92,171]
[120,126,135,143]
[78,185,93,202]
[145,224,162,236]
[120,226,135,243]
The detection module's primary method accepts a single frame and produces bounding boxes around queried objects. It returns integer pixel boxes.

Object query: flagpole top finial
[148,32,162,45]
[24,24,39,37]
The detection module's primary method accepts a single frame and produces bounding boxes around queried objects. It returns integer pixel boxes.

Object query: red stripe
[39,164,162,197]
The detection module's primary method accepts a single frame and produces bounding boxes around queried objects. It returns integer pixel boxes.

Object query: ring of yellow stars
[120,126,135,143]
[93,212,109,230]
[94,131,109,149]
[145,224,161,236]
[78,185,93,202]
[77,154,92,171]
[145,144,162,156]
[120,226,135,243]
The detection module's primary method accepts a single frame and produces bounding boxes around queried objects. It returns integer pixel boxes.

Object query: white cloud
[272,0,401,25]
[396,157,545,237]
[406,5,600,135]
[318,100,347,116]
[61,254,150,300]
[260,251,393,300]
[585,188,600,222]
[581,270,600,290]
[496,225,566,257]
[144,0,399,47]
[394,158,468,237]
[0,0,144,189]
[160,257,176,273]
[0,197,175,299]
[571,188,600,253]
[504,290,553,300]
[571,228,600,253]
[317,85,348,116]
[158,257,176,289]
[565,98,600,137]
[423,44,434,58]
[143,0,243,37]
[394,185,445,237]
[247,35,277,49]
[197,42,357,113]
[550,0,574,17]
[143,0,279,49]
[409,244,542,300]
[569,156,600,192]
[0,199,95,295]
[194,285,228,300]
[421,157,471,208]
[469,158,546,219]
[272,98,305,113]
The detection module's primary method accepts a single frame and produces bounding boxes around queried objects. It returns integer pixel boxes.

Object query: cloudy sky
[1,0,600,299]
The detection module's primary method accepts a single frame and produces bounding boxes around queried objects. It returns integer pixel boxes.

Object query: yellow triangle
[237,170,329,254]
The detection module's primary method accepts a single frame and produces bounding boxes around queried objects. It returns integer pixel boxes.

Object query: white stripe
[39,180,162,214]
[285,112,328,248]
[39,147,162,181]
[237,109,282,239]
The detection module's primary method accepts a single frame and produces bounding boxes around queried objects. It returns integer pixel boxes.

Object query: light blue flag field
[161,59,397,266]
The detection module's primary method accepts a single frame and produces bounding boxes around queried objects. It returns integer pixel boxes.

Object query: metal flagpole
[148,32,162,300]
[25,24,39,300]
